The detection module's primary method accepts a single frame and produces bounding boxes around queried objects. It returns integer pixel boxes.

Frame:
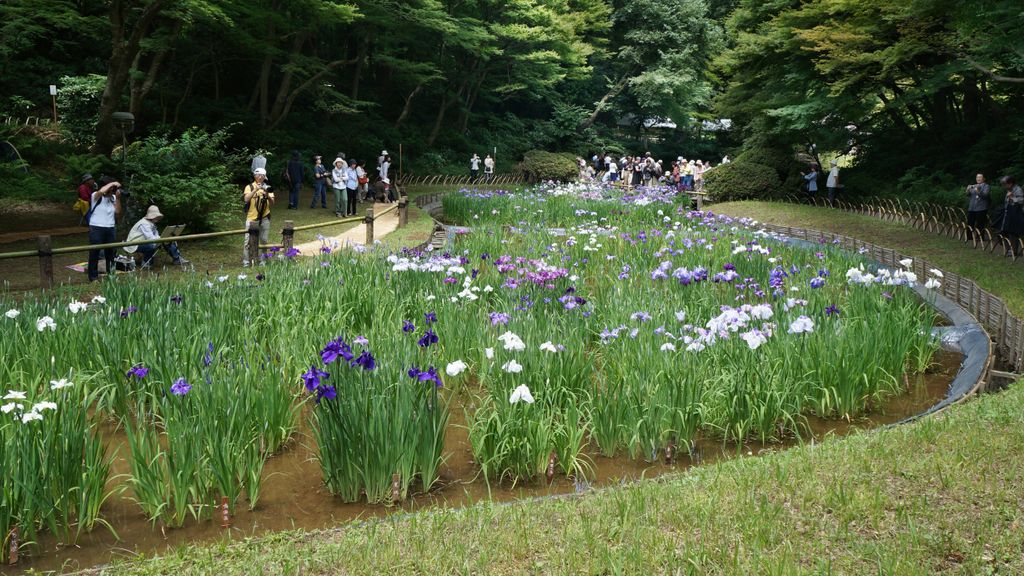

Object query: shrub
[55,74,106,149]
[735,146,800,180]
[123,126,250,231]
[702,161,782,202]
[519,150,578,183]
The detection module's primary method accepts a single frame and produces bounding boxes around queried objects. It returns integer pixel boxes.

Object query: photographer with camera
[86,178,123,282]
[965,173,990,235]
[242,167,275,267]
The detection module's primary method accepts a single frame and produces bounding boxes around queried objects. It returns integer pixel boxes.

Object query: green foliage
[123,126,249,231]
[702,161,781,201]
[519,150,579,183]
[56,74,106,149]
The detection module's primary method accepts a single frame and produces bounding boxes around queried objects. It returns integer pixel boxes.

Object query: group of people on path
[285,150,395,217]
[579,152,726,191]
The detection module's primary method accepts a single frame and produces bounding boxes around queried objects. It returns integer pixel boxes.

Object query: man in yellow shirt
[242,167,275,267]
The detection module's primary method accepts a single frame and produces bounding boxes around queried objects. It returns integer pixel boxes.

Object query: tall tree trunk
[129,21,181,121]
[266,56,358,130]
[458,71,487,133]
[577,71,632,132]
[426,93,453,148]
[266,32,310,126]
[394,83,423,128]
[351,37,368,101]
[92,0,169,154]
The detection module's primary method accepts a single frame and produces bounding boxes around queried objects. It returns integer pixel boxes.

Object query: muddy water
[5,352,961,574]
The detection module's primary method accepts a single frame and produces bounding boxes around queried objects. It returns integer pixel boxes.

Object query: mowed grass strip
[713,201,1024,316]
[97,381,1024,575]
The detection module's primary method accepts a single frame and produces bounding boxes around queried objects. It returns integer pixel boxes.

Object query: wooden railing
[0,197,410,289]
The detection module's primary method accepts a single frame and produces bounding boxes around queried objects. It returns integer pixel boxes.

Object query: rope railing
[0,197,411,290]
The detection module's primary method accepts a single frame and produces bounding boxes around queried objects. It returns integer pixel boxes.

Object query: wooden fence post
[247,221,260,264]
[365,208,375,245]
[37,235,53,289]
[282,220,294,251]
[398,196,408,228]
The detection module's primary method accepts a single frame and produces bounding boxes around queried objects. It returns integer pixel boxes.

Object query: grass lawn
[713,201,1024,316]
[84,198,1023,576]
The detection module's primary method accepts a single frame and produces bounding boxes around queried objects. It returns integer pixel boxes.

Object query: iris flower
[127,364,149,379]
[68,301,88,314]
[788,316,815,334]
[509,384,535,404]
[50,379,73,390]
[402,320,416,333]
[170,378,192,396]
[4,309,19,319]
[502,359,523,373]
[424,311,437,325]
[36,316,57,332]
[825,304,840,316]
[301,365,329,391]
[418,329,439,348]
[445,360,468,376]
[352,350,376,371]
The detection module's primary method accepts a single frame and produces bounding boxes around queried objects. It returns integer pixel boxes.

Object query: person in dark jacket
[285,150,304,210]
[965,173,990,236]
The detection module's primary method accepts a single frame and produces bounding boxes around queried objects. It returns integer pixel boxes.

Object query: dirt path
[291,203,400,255]
[0,226,88,244]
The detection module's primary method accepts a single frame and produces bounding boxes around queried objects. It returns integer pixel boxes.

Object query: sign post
[49,85,58,124]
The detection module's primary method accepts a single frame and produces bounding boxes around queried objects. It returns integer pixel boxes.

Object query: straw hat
[144,206,163,220]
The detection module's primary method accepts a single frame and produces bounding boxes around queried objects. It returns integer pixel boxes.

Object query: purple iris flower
[418,329,439,348]
[203,342,214,367]
[723,263,736,271]
[120,306,138,318]
[424,311,437,325]
[127,364,149,380]
[810,277,826,289]
[354,335,369,346]
[489,312,511,326]
[321,338,352,364]
[407,365,444,388]
[170,294,183,304]
[301,365,329,391]
[285,247,301,258]
[170,378,192,396]
[402,320,416,333]
[825,304,840,316]
[315,385,337,403]
[256,273,265,281]
[352,350,376,371]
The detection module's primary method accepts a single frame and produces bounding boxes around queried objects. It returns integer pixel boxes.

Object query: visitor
[996,175,1024,247]
[826,160,841,206]
[694,160,706,191]
[607,158,619,182]
[965,173,990,234]
[470,153,481,182]
[124,205,189,267]
[356,160,369,202]
[721,155,731,164]
[671,161,681,189]
[345,159,359,216]
[592,153,600,171]
[284,150,303,210]
[631,158,643,188]
[682,160,694,190]
[483,154,494,183]
[311,155,328,209]
[242,167,274,267]
[75,173,96,217]
[801,165,819,197]
[377,150,388,180]
[86,178,123,282]
[331,158,347,217]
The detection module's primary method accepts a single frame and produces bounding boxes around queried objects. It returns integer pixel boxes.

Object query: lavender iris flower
[301,365,329,391]
[127,364,149,380]
[489,312,511,326]
[170,378,192,396]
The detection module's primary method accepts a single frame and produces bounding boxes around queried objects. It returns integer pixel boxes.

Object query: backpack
[82,194,102,226]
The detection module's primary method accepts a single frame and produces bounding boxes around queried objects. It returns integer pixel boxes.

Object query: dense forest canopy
[0,0,1021,205]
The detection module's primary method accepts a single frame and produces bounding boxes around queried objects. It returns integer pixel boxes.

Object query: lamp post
[49,85,58,124]
[111,111,135,219]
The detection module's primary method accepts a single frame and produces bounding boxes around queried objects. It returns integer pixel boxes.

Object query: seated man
[125,205,189,267]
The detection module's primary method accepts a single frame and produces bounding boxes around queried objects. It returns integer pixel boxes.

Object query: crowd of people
[573,152,728,191]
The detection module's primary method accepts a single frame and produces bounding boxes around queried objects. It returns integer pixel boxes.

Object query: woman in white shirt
[87,179,122,281]
[331,158,347,217]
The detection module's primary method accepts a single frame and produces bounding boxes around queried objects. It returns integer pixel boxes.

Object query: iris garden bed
[0,183,954,568]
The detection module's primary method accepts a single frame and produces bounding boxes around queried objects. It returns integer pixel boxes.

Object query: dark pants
[312,180,327,208]
[471,169,479,182]
[967,210,988,233]
[87,225,117,281]
[138,242,183,266]
[827,187,838,205]
[289,181,301,208]
[347,188,358,215]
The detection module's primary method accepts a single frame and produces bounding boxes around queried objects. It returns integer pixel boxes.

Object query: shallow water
[4,352,960,574]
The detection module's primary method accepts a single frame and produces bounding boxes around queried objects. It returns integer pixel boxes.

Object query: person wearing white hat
[125,205,188,267]
[242,167,275,266]
[330,157,347,217]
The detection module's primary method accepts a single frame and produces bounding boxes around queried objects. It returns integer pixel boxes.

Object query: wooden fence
[401,173,525,187]
[0,198,408,290]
